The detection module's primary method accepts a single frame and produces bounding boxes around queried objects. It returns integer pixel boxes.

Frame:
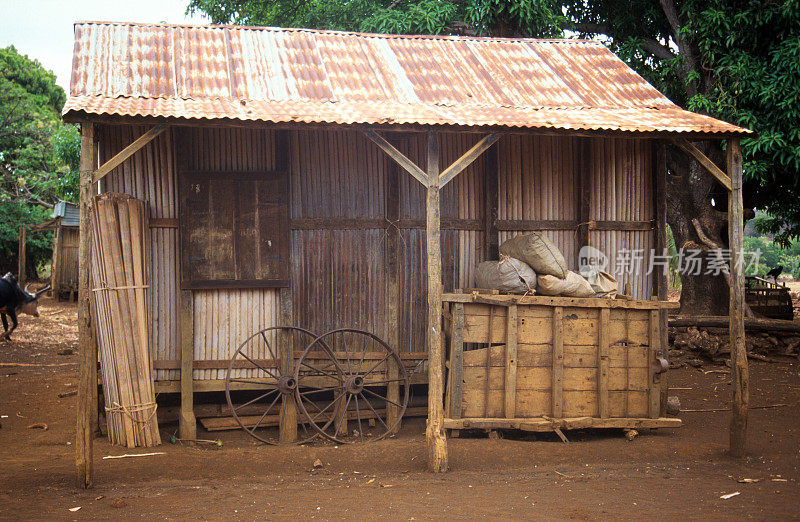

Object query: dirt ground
[1,298,799,520]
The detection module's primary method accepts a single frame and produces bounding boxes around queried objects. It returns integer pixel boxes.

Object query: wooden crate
[443,293,682,432]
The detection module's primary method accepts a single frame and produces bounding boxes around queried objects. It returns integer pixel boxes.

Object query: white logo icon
[578,246,608,278]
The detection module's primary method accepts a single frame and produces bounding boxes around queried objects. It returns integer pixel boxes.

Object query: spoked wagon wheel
[294,329,409,443]
[225,326,321,444]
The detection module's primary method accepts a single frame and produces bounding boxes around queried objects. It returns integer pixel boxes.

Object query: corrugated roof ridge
[73,20,602,45]
[66,93,676,111]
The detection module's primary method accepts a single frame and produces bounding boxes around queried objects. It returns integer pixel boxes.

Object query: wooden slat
[439,133,501,187]
[648,308,660,419]
[148,218,178,228]
[504,304,518,418]
[448,303,465,419]
[288,217,482,230]
[552,306,564,418]
[598,308,610,418]
[363,130,428,187]
[672,138,732,191]
[442,293,679,310]
[443,416,682,431]
[727,137,748,457]
[93,125,167,182]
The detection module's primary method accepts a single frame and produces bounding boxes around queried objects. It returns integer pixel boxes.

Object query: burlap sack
[586,270,618,298]
[475,256,537,294]
[499,232,568,279]
[537,270,595,297]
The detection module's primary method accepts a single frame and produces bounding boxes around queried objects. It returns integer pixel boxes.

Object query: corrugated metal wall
[180,127,281,378]
[99,125,180,381]
[588,138,654,299]
[497,134,581,271]
[98,125,655,381]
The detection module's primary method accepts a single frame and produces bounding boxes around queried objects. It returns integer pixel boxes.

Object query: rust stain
[65,21,749,135]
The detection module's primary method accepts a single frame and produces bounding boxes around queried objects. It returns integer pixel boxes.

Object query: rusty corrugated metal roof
[63,21,749,135]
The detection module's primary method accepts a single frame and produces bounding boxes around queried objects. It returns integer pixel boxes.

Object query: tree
[187,0,800,314]
[0,46,79,277]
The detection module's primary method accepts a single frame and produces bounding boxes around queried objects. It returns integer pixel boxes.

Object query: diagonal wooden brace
[93,125,168,183]
[672,138,732,191]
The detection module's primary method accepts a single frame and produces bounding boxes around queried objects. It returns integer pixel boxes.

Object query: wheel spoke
[260,330,277,359]
[233,388,279,413]
[298,385,343,396]
[299,360,343,382]
[333,393,352,437]
[310,392,344,423]
[362,387,404,409]
[229,378,278,386]
[362,378,406,386]
[247,391,282,433]
[356,335,368,376]
[238,351,279,379]
[341,336,354,376]
[362,352,392,378]
[354,393,364,442]
[358,392,391,433]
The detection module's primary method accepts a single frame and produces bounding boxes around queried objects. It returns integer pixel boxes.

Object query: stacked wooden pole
[90,193,160,447]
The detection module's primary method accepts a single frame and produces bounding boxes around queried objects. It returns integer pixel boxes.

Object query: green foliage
[743,235,800,279]
[0,45,78,276]
[683,1,800,246]
[362,0,460,34]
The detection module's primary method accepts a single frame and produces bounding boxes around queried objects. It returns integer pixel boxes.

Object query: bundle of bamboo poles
[90,193,160,447]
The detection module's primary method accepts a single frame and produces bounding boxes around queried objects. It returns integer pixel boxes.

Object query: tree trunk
[666,142,731,315]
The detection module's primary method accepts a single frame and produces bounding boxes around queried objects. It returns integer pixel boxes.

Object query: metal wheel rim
[225,326,320,444]
[294,328,410,444]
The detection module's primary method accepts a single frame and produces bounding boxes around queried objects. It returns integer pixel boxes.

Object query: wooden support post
[279,286,297,442]
[653,141,669,414]
[648,308,661,419]
[51,225,62,299]
[552,306,564,418]
[425,132,447,473]
[484,144,499,260]
[672,139,732,191]
[385,144,402,433]
[727,137,748,457]
[76,122,95,488]
[504,304,518,418]
[598,308,610,419]
[179,290,196,441]
[17,225,26,284]
[274,130,298,443]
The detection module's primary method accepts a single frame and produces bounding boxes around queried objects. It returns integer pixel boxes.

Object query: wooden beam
[673,138,732,191]
[17,225,26,284]
[425,132,448,472]
[484,144,499,260]
[93,125,167,183]
[439,134,501,188]
[76,122,95,488]
[363,130,428,187]
[385,141,402,434]
[552,306,564,418]
[727,137,748,457]
[443,416,682,431]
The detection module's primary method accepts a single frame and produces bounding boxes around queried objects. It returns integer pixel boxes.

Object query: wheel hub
[345,375,364,394]
[277,375,297,394]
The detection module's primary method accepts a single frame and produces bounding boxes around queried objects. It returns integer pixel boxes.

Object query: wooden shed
[64,22,751,486]
[17,200,78,299]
